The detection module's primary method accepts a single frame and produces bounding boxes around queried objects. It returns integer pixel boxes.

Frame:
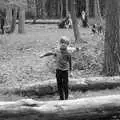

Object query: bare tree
[102,0,120,76]
[10,7,17,33]
[94,0,103,25]
[41,0,47,19]
[18,7,25,33]
[6,7,12,27]
[33,0,37,23]
[69,0,85,44]
[86,0,89,17]
[66,0,68,16]
[60,0,63,18]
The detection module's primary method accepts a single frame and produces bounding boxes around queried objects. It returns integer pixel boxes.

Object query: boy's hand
[39,55,44,58]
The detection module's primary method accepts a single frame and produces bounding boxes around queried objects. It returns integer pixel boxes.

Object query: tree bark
[5,77,120,97]
[41,0,47,19]
[57,0,61,18]
[18,7,25,33]
[102,0,120,76]
[94,0,103,25]
[9,7,17,33]
[6,7,12,27]
[86,0,89,17]
[32,0,37,23]
[1,95,120,120]
[60,0,63,18]
[66,0,68,16]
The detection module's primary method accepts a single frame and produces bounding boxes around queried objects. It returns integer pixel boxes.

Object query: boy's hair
[60,36,69,45]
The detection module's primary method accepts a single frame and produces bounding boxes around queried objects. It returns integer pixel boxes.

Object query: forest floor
[0,23,103,88]
[0,23,120,119]
[0,23,119,104]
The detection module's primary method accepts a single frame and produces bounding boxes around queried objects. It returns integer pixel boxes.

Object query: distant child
[40,36,77,100]
[91,24,103,34]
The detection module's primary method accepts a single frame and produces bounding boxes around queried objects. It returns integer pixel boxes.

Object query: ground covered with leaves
[0,23,120,119]
[0,24,104,89]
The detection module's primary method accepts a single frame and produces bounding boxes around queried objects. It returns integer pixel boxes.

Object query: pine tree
[102,0,120,76]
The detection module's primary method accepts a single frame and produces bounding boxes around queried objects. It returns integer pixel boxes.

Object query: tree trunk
[41,0,47,19]
[18,7,25,33]
[69,0,85,44]
[1,95,120,120]
[33,0,37,23]
[60,0,63,18]
[102,0,120,76]
[66,0,68,16]
[5,77,120,97]
[6,7,12,27]
[9,7,17,33]
[57,0,61,18]
[94,0,103,25]
[86,0,89,17]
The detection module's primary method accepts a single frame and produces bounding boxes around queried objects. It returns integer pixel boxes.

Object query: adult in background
[0,14,5,34]
[81,10,88,28]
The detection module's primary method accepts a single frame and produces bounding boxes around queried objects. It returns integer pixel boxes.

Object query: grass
[0,24,103,88]
[0,22,120,119]
[0,23,108,102]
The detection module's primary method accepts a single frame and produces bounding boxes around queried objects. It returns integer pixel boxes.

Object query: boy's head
[59,36,69,50]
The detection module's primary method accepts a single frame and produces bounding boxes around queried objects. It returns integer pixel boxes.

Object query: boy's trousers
[56,69,69,100]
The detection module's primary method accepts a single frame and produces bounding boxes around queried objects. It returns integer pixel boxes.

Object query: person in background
[0,15,5,34]
[81,10,88,28]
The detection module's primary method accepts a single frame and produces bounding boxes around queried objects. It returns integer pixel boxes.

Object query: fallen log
[3,76,120,97]
[0,95,120,120]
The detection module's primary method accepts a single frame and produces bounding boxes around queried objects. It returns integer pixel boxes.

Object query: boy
[40,36,74,100]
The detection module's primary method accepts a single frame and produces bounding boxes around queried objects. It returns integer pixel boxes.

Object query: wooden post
[18,7,25,33]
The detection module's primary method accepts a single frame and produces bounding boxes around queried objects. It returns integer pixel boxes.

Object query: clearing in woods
[0,23,106,101]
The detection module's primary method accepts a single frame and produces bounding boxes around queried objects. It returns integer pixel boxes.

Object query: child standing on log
[40,36,76,100]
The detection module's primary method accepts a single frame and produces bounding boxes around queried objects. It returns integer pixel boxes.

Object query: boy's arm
[69,55,73,77]
[40,52,55,58]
